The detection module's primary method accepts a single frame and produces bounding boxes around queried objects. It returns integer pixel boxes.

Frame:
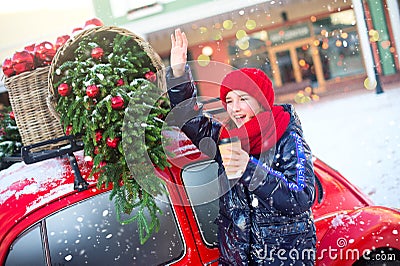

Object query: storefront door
[268,38,324,89]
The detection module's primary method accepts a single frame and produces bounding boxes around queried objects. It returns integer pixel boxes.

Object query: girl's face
[225,90,263,128]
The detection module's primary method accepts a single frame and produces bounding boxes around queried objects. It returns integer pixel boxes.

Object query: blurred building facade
[93,0,400,102]
[1,0,399,106]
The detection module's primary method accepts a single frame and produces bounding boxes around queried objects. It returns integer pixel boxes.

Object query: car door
[4,188,196,265]
[180,160,221,265]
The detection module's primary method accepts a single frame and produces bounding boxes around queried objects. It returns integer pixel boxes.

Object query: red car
[0,132,399,266]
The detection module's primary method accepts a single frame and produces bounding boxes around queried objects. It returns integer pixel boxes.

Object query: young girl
[167,29,316,265]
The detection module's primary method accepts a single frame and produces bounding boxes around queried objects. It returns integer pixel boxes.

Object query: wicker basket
[48,26,166,120]
[4,66,65,150]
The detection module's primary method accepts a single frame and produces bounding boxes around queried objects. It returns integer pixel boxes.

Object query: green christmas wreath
[52,31,171,244]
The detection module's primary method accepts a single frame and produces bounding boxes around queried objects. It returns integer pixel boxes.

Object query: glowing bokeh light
[199,27,208,34]
[245,19,257,30]
[311,94,320,101]
[369,30,379,42]
[381,40,391,49]
[364,77,377,90]
[236,29,247,39]
[294,92,311,104]
[341,32,348,39]
[213,31,223,41]
[237,39,250,50]
[243,50,252,57]
[258,30,268,41]
[223,20,233,30]
[304,86,313,94]
[202,46,213,56]
[197,54,210,66]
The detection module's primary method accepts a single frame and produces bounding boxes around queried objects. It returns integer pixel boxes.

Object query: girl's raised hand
[170,28,188,77]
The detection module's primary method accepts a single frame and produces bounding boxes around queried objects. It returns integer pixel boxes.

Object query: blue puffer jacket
[167,66,316,266]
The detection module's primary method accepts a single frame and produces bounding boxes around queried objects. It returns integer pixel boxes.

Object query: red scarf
[219,105,290,155]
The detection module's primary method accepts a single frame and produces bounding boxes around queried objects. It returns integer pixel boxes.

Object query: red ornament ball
[94,146,100,155]
[24,44,35,54]
[84,18,104,28]
[95,130,103,143]
[9,111,15,120]
[72,27,83,36]
[34,41,56,66]
[55,35,70,49]
[106,137,120,149]
[2,58,14,77]
[12,51,35,75]
[111,96,124,110]
[116,79,124,86]
[65,125,73,136]
[91,47,104,60]
[86,84,100,98]
[145,71,157,83]
[58,83,71,97]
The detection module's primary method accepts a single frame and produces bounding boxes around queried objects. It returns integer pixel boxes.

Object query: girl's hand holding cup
[219,137,249,180]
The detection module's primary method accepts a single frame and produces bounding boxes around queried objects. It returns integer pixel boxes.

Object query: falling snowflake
[331,212,361,228]
[64,254,73,261]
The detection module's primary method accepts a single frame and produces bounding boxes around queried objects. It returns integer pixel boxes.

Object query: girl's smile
[225,90,263,128]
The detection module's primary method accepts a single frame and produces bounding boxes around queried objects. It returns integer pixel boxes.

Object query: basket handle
[47,94,61,121]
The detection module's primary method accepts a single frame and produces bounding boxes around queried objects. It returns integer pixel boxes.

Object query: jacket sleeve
[166,65,202,127]
[241,130,316,216]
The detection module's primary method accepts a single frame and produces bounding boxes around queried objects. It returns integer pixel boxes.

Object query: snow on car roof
[0,151,95,218]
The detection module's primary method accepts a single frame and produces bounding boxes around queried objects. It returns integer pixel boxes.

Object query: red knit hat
[220,68,274,110]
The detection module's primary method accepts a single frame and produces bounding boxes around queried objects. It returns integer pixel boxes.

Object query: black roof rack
[21,135,88,191]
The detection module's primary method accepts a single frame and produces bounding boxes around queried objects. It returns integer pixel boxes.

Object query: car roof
[0,151,96,238]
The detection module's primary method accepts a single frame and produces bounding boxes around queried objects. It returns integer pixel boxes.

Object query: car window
[45,191,184,265]
[5,224,45,266]
[182,160,219,247]
[6,191,184,266]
